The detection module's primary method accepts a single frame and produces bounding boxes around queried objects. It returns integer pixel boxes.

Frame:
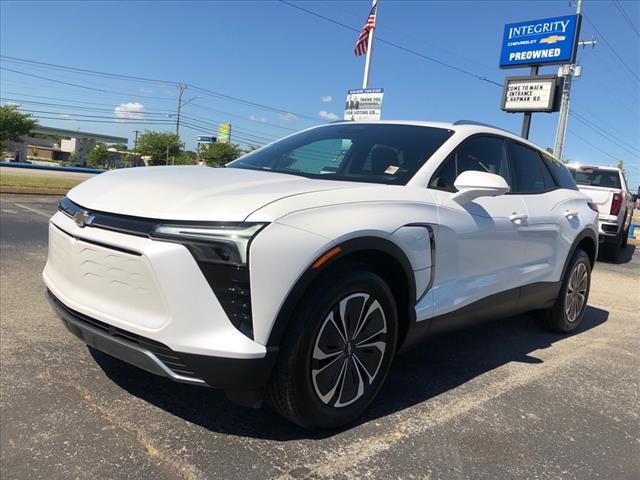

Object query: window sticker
[385,165,399,175]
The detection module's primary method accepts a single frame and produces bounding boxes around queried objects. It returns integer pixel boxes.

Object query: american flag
[354,3,377,57]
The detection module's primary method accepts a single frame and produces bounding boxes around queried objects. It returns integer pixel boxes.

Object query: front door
[426,135,530,318]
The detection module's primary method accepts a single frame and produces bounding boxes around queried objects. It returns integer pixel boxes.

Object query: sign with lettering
[344,88,384,121]
[501,75,560,112]
[499,15,580,68]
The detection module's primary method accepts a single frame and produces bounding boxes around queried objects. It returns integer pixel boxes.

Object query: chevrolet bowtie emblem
[540,35,566,44]
[73,209,95,228]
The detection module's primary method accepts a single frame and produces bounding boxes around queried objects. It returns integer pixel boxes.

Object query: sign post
[499,14,580,139]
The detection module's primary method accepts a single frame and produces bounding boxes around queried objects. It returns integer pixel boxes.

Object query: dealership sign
[499,15,580,68]
[501,75,561,113]
[344,88,384,121]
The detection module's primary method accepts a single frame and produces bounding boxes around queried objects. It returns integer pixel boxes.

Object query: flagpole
[362,0,378,89]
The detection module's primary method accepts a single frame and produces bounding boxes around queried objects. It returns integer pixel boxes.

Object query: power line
[613,0,640,38]
[278,0,504,88]
[568,112,639,158]
[567,129,619,161]
[582,13,640,82]
[570,110,639,152]
[1,55,317,121]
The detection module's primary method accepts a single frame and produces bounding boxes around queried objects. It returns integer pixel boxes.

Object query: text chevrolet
[44,121,598,429]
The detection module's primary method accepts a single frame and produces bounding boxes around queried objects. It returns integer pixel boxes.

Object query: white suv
[44,121,598,429]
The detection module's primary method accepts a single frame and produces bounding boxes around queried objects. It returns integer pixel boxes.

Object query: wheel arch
[265,236,417,349]
[563,228,598,278]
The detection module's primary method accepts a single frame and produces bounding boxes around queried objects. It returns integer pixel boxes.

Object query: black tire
[266,266,398,430]
[539,248,591,333]
[621,222,629,249]
[604,234,622,261]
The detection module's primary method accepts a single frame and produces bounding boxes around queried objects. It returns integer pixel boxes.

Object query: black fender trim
[561,228,598,279]
[265,236,417,347]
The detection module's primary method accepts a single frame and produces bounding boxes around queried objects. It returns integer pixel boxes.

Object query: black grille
[601,224,618,233]
[49,293,200,379]
[196,263,253,338]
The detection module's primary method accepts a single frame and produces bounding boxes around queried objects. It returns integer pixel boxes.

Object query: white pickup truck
[568,165,634,261]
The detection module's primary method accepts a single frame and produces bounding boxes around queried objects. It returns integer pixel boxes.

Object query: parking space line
[12,202,53,219]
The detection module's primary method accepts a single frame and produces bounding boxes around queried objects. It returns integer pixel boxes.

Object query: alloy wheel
[310,293,387,408]
[565,262,588,323]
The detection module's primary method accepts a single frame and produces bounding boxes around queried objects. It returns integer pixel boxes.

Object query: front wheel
[539,248,591,333]
[266,268,398,430]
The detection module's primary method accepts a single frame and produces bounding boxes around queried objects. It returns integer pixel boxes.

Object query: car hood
[67,166,357,221]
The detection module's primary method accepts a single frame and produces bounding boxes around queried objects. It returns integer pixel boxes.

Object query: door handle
[509,213,528,225]
[564,210,578,220]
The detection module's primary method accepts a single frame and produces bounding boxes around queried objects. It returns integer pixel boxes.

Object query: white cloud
[139,87,153,94]
[319,110,339,121]
[59,113,72,119]
[321,95,333,103]
[278,112,297,121]
[114,102,145,121]
[249,114,267,123]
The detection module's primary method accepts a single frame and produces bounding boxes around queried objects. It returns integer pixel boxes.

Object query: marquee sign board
[499,14,580,69]
[501,75,561,113]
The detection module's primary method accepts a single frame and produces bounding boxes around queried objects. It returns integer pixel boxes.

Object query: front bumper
[48,290,277,391]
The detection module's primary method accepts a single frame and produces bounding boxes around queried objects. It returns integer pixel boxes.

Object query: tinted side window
[429,136,510,192]
[509,142,547,193]
[541,152,579,190]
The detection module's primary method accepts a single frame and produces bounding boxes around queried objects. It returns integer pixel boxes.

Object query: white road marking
[12,202,52,219]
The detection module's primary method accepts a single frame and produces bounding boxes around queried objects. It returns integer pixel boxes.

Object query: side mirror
[451,170,510,204]
[632,194,638,202]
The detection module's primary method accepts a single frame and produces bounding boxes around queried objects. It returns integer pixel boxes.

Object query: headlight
[150,223,266,266]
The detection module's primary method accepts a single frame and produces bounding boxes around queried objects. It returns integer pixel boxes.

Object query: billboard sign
[501,75,561,112]
[344,88,384,121]
[499,14,580,69]
[197,135,215,143]
[217,123,231,143]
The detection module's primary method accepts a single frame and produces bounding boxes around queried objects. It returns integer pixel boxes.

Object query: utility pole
[362,0,378,89]
[133,130,140,151]
[553,0,587,160]
[175,84,186,137]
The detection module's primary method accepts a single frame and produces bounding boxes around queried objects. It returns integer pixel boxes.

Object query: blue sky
[1,0,638,189]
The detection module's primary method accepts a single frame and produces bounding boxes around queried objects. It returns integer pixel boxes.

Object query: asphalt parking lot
[1,193,638,480]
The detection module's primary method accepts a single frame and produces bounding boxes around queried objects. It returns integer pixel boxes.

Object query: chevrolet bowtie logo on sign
[540,35,566,44]
[73,210,95,228]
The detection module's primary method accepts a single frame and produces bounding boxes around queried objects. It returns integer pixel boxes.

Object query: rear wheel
[603,234,622,261]
[621,222,629,249]
[539,248,591,333]
[266,267,398,430]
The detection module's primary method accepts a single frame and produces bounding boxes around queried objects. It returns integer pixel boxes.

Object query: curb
[0,186,69,196]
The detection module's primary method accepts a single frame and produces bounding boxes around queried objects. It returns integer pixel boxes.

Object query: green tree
[173,150,197,165]
[0,105,38,147]
[136,131,181,166]
[200,142,242,167]
[85,144,109,168]
[616,160,627,178]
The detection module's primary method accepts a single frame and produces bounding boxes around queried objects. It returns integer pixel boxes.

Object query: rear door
[507,142,580,285]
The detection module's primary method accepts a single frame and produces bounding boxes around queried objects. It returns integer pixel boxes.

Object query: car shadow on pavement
[597,244,635,265]
[90,305,608,441]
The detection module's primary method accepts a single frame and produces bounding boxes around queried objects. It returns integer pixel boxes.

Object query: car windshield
[227,123,453,185]
[569,169,622,189]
